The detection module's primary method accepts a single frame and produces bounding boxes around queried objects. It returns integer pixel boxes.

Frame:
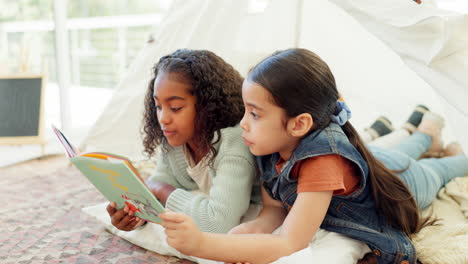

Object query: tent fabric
[82,0,467,161]
[331,0,468,164]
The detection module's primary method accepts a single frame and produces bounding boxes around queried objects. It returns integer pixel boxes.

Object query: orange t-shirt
[275,154,360,195]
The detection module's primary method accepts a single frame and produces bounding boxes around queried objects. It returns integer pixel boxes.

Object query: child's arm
[145,152,183,204]
[145,181,175,206]
[164,155,256,233]
[229,186,286,235]
[160,190,333,264]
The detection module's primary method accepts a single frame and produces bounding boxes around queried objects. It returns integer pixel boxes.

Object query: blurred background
[0,0,467,166]
[0,0,170,128]
[0,0,172,165]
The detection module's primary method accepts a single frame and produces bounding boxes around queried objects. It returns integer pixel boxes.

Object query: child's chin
[252,147,276,157]
[249,147,264,156]
[166,140,184,147]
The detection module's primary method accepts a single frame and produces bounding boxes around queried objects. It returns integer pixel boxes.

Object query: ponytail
[341,122,431,236]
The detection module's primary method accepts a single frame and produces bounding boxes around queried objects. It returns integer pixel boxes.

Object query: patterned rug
[0,155,194,264]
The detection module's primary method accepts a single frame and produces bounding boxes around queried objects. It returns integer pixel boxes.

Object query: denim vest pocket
[322,217,398,257]
[322,216,382,236]
[322,217,416,264]
[330,200,374,226]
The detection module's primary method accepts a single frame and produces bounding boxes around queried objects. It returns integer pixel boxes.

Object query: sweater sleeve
[165,155,255,233]
[146,152,183,188]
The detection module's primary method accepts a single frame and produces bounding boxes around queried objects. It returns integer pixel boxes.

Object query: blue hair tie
[330,101,352,126]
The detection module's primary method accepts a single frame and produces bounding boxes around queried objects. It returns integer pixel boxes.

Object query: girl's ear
[287,113,313,137]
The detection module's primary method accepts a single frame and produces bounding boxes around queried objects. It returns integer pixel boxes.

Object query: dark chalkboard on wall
[0,75,46,145]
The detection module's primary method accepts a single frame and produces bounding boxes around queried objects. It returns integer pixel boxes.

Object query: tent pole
[53,0,72,132]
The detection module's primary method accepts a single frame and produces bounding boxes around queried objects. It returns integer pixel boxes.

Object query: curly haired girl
[106,49,259,233]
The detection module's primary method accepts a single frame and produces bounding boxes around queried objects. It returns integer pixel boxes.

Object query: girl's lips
[242,137,253,146]
[163,130,176,137]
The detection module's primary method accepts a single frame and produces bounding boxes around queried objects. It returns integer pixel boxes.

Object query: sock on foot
[365,116,394,140]
[418,112,445,158]
[402,104,429,133]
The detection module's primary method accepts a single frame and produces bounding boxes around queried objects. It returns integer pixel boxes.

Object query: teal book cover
[52,125,164,223]
[71,157,164,223]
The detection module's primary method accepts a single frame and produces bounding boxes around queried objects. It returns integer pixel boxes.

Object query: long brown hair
[142,49,244,163]
[248,48,428,236]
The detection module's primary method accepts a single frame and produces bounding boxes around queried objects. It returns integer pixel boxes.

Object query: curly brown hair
[142,49,244,163]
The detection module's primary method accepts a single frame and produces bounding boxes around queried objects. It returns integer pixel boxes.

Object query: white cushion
[82,202,369,264]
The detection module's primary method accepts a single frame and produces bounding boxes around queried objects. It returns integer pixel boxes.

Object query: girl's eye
[250,112,259,119]
[155,105,162,110]
[171,107,182,112]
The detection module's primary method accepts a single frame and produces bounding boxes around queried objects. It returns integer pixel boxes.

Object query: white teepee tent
[82,0,468,161]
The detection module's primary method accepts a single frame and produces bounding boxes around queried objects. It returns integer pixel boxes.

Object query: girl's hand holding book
[159,210,203,256]
[106,202,147,231]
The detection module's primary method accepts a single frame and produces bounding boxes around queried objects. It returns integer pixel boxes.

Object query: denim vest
[257,123,416,264]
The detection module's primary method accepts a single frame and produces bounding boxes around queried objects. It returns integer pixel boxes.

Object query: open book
[52,125,164,223]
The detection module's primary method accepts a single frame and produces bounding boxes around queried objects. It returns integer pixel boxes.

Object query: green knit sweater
[147,125,260,233]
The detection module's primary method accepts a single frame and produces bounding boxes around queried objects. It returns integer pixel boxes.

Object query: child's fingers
[137,218,147,227]
[161,220,181,230]
[111,206,132,227]
[106,202,117,216]
[159,211,187,223]
[127,217,145,230]
[164,226,189,237]
[164,228,181,239]
[110,208,126,223]
[118,213,134,227]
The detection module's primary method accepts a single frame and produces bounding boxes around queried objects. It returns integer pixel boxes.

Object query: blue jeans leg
[370,134,468,209]
[418,155,468,189]
[389,131,431,160]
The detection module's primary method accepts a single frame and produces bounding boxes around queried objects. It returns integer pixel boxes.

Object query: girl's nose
[159,109,171,125]
[240,113,248,131]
